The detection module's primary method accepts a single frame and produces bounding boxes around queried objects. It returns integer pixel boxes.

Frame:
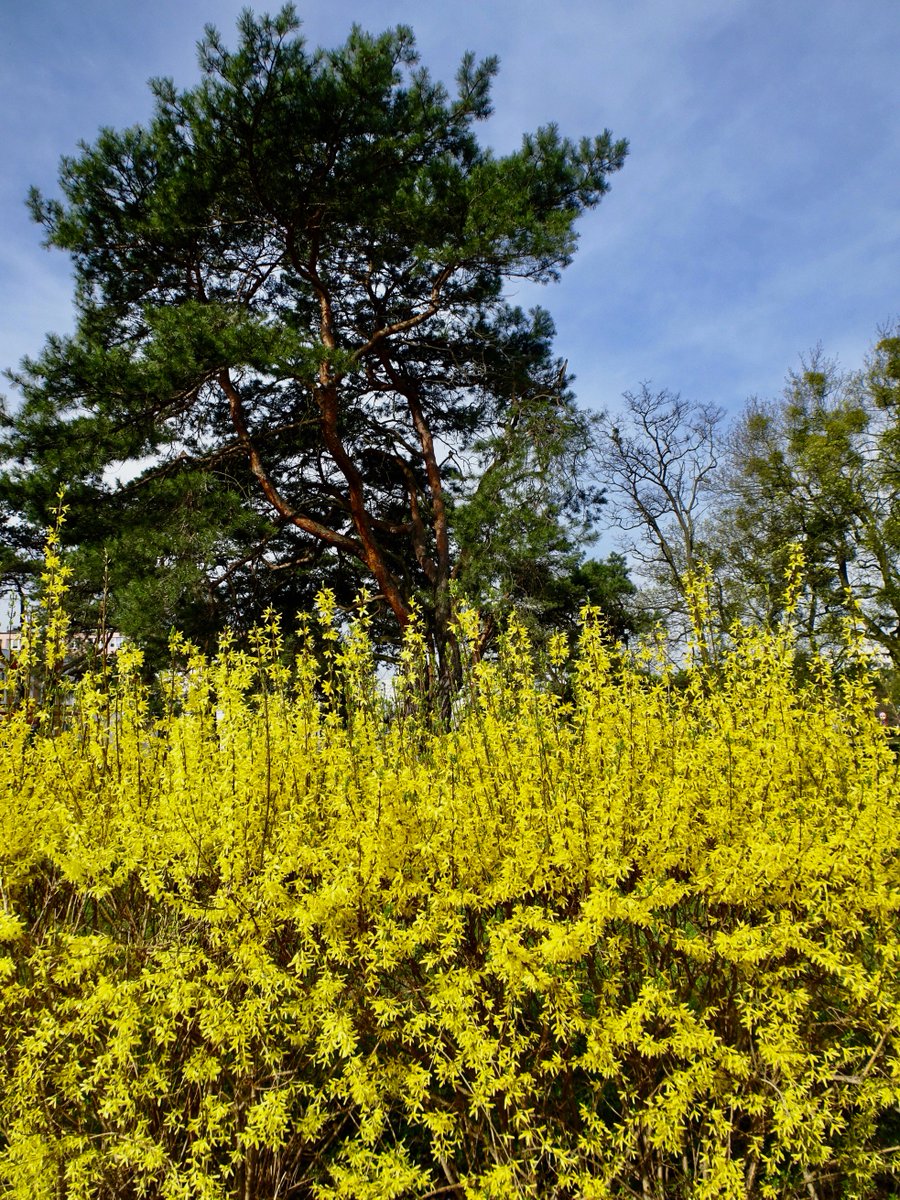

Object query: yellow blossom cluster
[1,575,898,1198]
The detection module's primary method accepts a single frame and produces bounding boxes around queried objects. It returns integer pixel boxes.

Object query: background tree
[0,6,628,684]
[592,385,728,652]
[716,329,900,669]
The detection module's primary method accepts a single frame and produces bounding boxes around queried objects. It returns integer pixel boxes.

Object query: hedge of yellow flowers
[1,565,899,1198]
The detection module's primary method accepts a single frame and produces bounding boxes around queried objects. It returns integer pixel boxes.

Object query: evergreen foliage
[0,6,628,680]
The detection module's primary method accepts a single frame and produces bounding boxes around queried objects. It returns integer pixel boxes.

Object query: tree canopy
[0,6,629,681]
[717,333,900,667]
[594,327,900,673]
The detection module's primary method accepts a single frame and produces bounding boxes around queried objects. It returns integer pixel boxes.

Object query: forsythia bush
[1,563,899,1198]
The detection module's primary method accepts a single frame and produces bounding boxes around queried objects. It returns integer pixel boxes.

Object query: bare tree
[594,385,727,646]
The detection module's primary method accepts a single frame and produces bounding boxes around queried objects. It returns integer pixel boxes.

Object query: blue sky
[1,0,898,421]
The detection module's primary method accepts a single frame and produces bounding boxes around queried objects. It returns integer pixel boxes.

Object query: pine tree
[1,7,627,683]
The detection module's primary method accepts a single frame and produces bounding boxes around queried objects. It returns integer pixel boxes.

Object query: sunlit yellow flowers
[1,563,898,1197]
